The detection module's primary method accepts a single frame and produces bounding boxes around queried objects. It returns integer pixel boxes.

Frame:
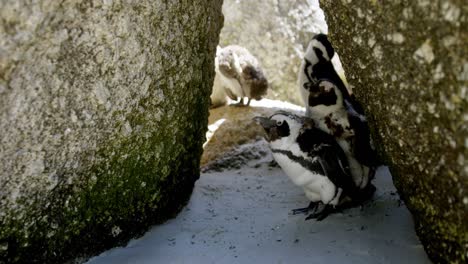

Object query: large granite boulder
[0,0,223,262]
[321,1,467,263]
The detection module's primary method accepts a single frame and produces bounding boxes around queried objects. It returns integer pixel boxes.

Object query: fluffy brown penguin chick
[210,45,268,108]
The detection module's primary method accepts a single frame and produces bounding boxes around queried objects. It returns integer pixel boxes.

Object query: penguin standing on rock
[254,111,375,221]
[210,45,268,108]
[298,34,381,190]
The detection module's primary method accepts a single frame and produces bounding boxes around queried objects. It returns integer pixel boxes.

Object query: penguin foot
[291,201,319,215]
[356,183,376,203]
[305,204,334,221]
[363,183,376,199]
[231,97,247,107]
[336,185,377,213]
[305,204,336,221]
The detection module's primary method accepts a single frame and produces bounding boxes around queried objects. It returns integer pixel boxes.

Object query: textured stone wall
[0,0,223,262]
[320,1,467,263]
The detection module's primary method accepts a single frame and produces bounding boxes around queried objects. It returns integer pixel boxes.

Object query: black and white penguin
[254,111,375,221]
[298,34,357,113]
[210,45,269,108]
[298,34,381,190]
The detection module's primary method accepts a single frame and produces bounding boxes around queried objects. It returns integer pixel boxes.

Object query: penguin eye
[276,120,284,126]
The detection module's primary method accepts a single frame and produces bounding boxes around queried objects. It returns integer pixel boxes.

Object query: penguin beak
[253,116,276,141]
[253,116,276,130]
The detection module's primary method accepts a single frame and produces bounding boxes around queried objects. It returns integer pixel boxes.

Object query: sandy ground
[87,139,430,264]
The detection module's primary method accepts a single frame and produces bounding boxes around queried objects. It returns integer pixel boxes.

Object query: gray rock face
[220,0,327,105]
[320,1,467,263]
[0,0,223,262]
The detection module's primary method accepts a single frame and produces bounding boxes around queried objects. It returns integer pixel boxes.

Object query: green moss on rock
[0,0,223,263]
[321,0,467,263]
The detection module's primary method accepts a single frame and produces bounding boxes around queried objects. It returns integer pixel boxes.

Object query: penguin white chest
[217,70,243,97]
[272,152,337,204]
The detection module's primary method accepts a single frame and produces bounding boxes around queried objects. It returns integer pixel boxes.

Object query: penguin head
[216,46,243,78]
[300,34,336,96]
[304,34,335,64]
[254,111,308,143]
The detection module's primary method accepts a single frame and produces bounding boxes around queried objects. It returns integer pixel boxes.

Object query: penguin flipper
[345,98,366,121]
[316,143,360,198]
[297,127,358,196]
[347,111,382,167]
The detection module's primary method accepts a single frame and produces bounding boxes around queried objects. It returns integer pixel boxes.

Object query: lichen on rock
[0,0,223,262]
[320,1,467,263]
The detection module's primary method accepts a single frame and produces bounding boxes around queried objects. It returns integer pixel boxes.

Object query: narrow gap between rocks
[87,1,430,263]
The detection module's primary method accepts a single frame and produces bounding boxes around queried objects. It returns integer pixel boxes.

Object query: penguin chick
[254,111,375,221]
[213,45,268,106]
[298,34,381,189]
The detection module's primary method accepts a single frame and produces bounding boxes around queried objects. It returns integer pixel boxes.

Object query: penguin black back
[296,124,359,198]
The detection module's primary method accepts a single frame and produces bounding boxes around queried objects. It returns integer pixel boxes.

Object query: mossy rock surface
[321,1,467,263]
[0,1,223,263]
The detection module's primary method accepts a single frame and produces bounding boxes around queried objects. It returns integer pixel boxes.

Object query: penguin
[298,33,361,114]
[298,34,381,190]
[254,111,375,221]
[210,45,268,108]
